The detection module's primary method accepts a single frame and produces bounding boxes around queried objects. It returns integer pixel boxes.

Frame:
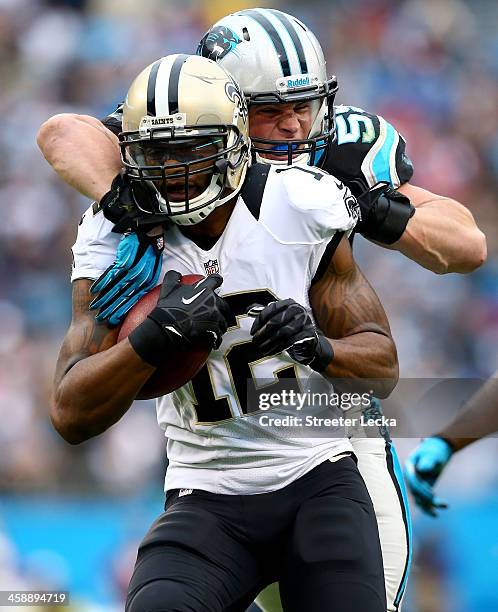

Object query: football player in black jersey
[37,8,486,611]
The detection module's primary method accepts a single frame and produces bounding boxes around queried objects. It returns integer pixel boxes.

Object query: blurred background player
[405,372,498,517]
[53,53,396,611]
[2,1,496,610]
[37,8,486,612]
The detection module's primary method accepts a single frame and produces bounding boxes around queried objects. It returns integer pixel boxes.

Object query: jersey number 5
[336,108,375,145]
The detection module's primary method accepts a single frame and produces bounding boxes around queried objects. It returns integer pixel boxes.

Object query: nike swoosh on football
[182,289,206,305]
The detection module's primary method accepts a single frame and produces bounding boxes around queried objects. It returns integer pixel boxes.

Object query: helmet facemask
[120,55,251,226]
[248,76,338,166]
[120,121,248,225]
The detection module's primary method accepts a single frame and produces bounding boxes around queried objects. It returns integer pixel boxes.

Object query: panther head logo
[197,26,242,61]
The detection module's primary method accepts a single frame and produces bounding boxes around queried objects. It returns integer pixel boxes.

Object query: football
[118,274,211,400]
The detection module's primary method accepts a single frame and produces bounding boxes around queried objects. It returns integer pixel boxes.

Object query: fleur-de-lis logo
[225,76,248,124]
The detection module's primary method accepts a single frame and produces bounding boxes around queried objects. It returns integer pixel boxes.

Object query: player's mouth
[260,143,302,161]
[165,180,204,202]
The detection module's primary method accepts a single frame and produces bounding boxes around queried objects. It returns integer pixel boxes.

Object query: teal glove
[404,437,454,517]
[89,231,163,325]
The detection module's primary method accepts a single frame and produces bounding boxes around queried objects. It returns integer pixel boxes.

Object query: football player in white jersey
[52,54,398,611]
[36,9,486,612]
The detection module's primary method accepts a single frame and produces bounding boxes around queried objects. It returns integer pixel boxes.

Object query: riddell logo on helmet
[287,76,310,88]
[276,73,318,92]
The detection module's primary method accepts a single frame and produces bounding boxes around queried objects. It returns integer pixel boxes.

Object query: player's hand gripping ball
[118,272,229,399]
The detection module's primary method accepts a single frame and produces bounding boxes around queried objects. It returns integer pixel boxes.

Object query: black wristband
[358,185,415,245]
[373,195,415,244]
[434,436,456,454]
[309,333,334,373]
[128,317,172,367]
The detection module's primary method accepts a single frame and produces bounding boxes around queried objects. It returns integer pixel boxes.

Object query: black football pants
[126,456,386,612]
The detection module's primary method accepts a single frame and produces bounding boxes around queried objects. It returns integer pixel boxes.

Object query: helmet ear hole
[214,159,229,174]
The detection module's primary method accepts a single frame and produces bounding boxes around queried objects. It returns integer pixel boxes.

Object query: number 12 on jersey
[190,290,301,424]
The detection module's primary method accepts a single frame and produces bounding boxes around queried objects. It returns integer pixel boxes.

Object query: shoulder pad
[321,105,414,196]
[259,166,358,243]
[71,204,119,282]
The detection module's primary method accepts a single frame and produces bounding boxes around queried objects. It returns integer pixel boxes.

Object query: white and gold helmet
[120,54,250,225]
[197,8,338,166]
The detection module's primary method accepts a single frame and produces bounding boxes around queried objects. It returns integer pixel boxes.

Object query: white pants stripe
[255,438,412,612]
[351,437,412,611]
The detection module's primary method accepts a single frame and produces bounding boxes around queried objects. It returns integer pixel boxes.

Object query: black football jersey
[101,103,123,136]
[320,105,414,197]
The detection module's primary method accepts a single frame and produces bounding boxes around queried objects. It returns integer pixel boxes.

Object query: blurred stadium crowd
[0,0,497,609]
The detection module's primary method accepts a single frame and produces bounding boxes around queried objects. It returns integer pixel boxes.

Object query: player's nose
[163,158,187,178]
[278,111,300,135]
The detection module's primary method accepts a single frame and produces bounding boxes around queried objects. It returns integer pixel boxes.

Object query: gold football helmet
[121,54,250,225]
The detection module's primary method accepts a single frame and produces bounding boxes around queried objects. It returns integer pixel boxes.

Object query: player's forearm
[392,185,487,274]
[310,239,398,396]
[434,375,498,452]
[37,113,121,201]
[324,331,399,398]
[52,339,155,444]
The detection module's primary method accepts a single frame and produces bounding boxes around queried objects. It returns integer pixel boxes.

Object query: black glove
[128,271,231,366]
[250,299,334,372]
[356,182,415,244]
[98,173,168,234]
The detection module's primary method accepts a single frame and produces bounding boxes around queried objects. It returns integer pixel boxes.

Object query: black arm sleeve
[100,102,124,136]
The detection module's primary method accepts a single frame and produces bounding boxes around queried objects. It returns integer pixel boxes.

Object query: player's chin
[259,151,286,161]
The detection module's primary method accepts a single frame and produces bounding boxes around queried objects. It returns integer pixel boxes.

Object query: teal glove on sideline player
[404,437,454,517]
[89,231,164,326]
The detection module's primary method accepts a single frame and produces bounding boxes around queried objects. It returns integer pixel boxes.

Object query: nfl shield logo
[203,259,219,275]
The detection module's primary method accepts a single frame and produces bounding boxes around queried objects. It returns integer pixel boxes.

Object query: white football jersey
[72,165,359,494]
